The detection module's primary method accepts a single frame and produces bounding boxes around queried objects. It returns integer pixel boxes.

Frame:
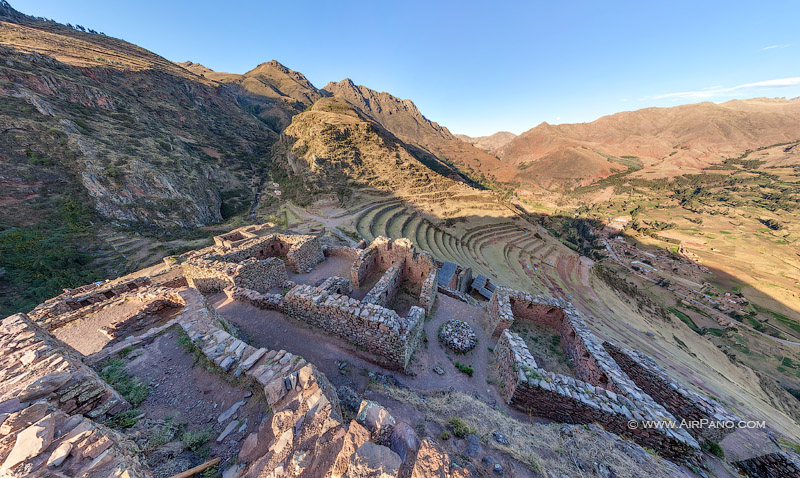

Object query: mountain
[455,131,516,152]
[0,5,286,229]
[179,59,323,131]
[323,79,519,187]
[497,98,800,189]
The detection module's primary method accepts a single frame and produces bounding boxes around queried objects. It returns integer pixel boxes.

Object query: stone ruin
[0,237,460,477]
[226,236,437,371]
[182,232,324,294]
[490,287,701,462]
[2,225,796,477]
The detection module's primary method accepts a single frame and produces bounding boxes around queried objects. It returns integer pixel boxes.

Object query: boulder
[347,442,401,478]
[17,372,73,402]
[411,439,450,478]
[0,414,55,472]
[356,400,395,433]
[389,422,420,465]
[331,420,370,477]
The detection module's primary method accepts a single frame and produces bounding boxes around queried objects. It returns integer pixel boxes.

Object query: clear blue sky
[11,0,800,136]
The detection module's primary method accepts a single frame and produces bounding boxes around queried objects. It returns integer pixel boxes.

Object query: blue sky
[11,0,800,136]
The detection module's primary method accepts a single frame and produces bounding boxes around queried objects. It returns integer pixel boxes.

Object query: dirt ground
[120,328,268,475]
[209,292,536,424]
[286,255,354,286]
[54,299,180,356]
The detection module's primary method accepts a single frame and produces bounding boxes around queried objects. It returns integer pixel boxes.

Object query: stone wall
[437,285,479,306]
[182,256,288,294]
[363,265,404,307]
[28,277,150,326]
[495,331,700,462]
[284,284,424,370]
[603,342,739,443]
[0,313,130,421]
[489,287,630,394]
[319,276,353,296]
[324,245,361,260]
[735,451,800,478]
[216,233,323,273]
[352,237,437,315]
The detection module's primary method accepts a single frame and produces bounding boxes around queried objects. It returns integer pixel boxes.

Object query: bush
[447,417,475,438]
[702,439,725,458]
[454,361,474,377]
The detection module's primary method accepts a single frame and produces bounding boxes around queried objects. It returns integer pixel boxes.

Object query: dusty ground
[117,328,267,476]
[286,255,354,286]
[54,299,181,356]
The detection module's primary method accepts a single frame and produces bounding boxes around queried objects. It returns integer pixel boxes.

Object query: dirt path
[121,328,267,475]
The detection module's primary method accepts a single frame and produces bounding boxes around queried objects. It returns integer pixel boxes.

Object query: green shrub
[702,439,725,458]
[98,358,149,407]
[447,417,475,438]
[454,361,474,377]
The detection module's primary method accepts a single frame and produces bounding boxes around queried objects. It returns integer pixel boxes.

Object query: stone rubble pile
[438,319,477,352]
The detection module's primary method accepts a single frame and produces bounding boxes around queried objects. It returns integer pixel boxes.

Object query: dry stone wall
[0,403,150,477]
[284,284,424,370]
[603,342,740,443]
[734,451,800,478]
[352,237,437,315]
[0,313,130,421]
[489,287,632,394]
[183,256,288,294]
[217,233,324,273]
[28,277,150,327]
[324,245,361,260]
[363,265,403,307]
[495,330,700,462]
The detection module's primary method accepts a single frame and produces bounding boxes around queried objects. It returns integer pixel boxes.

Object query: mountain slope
[323,79,519,187]
[455,131,516,152]
[497,98,800,189]
[179,59,323,131]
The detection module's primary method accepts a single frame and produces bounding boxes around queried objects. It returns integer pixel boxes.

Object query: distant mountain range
[473,98,800,189]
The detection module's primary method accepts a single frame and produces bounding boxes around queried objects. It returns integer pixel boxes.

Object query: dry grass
[370,384,689,478]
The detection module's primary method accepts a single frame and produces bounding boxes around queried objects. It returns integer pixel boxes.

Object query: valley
[1,1,800,477]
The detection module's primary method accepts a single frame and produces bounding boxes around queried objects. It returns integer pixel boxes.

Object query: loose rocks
[438,320,477,352]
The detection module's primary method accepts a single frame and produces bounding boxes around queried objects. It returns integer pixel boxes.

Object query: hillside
[323,79,520,188]
[179,59,323,131]
[495,98,800,189]
[455,131,516,152]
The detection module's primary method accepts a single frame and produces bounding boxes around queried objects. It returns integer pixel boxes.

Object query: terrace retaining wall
[734,451,800,478]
